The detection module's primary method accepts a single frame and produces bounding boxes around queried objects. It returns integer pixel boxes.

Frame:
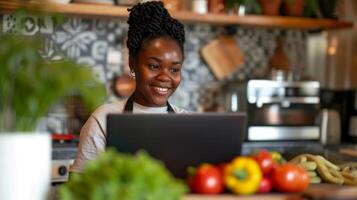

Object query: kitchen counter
[184,184,357,200]
[49,184,357,200]
[243,141,357,164]
[184,194,299,200]
[50,142,357,200]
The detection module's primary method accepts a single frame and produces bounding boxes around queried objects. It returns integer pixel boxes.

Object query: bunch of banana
[289,154,322,184]
[339,162,357,186]
[289,154,357,185]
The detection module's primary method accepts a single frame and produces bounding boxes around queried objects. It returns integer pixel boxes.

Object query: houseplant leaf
[0,33,106,132]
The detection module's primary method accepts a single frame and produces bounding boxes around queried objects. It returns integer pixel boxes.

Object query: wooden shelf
[173,12,353,30]
[0,1,354,30]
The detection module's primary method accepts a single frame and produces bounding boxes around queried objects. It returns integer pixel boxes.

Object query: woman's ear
[128,57,136,78]
[128,56,135,72]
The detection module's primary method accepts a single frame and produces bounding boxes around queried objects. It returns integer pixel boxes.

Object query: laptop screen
[106,113,246,178]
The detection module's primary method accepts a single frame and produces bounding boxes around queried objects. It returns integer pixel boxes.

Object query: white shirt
[70,98,187,173]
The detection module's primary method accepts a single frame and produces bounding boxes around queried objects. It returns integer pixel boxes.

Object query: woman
[70,1,186,173]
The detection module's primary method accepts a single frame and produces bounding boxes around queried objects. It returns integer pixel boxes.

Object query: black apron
[123,95,175,113]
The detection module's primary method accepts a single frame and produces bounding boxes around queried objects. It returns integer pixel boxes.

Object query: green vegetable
[225,0,261,14]
[59,149,187,200]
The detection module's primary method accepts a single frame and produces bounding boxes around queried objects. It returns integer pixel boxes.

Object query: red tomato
[257,177,273,193]
[189,164,224,194]
[217,163,227,176]
[254,149,274,175]
[272,163,310,193]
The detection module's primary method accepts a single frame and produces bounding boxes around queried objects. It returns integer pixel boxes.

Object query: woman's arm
[69,115,106,173]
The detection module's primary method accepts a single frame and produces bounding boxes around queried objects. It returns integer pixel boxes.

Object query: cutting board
[183,184,357,200]
[184,194,300,200]
[302,184,357,200]
[340,148,357,157]
[201,35,244,80]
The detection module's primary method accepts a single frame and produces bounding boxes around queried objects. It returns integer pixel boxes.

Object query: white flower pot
[0,133,51,200]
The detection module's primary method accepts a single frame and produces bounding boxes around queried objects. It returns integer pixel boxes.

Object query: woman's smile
[151,86,170,95]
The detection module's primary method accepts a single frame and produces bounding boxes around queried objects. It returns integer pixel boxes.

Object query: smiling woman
[70,1,188,173]
[130,37,183,107]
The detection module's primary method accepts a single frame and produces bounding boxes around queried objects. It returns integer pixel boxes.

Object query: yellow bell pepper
[224,156,262,195]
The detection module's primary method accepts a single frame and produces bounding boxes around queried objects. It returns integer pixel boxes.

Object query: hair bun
[127,1,185,57]
[127,1,170,27]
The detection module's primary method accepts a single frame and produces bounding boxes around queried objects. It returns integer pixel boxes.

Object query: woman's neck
[131,91,167,107]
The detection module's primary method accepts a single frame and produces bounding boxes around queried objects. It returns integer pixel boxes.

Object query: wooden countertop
[184,194,299,200]
[183,184,357,200]
[49,183,357,200]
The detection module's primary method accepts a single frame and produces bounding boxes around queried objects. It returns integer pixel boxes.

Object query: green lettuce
[59,149,187,200]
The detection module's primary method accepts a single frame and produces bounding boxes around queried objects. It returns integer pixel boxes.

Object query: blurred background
[0,0,356,187]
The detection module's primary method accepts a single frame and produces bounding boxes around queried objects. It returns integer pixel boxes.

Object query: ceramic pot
[283,0,304,16]
[0,133,51,200]
[259,0,282,15]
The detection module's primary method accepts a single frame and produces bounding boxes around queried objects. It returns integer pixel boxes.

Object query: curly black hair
[126,1,185,58]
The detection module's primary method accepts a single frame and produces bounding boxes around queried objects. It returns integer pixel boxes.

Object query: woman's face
[130,37,183,107]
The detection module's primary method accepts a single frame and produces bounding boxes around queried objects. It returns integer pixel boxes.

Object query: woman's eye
[170,67,181,73]
[148,64,159,70]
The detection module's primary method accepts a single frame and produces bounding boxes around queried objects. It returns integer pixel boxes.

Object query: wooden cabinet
[0,1,353,30]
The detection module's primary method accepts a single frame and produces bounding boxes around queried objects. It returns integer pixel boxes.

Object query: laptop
[106,113,246,178]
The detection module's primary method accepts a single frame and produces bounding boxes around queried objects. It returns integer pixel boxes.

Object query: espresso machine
[246,79,320,141]
[320,89,357,143]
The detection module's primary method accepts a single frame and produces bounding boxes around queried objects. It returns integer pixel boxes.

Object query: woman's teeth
[152,86,169,95]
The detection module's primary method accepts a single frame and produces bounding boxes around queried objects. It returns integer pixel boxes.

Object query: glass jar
[192,0,208,14]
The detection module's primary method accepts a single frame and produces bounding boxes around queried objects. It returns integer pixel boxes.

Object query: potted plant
[0,13,106,200]
[258,0,282,15]
[282,0,305,16]
[225,0,261,15]
[304,0,322,18]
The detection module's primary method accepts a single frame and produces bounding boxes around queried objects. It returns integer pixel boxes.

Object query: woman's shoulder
[91,98,127,119]
[170,104,191,114]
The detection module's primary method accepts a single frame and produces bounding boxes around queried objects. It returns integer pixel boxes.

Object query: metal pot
[321,109,341,145]
[223,82,247,112]
[252,104,318,126]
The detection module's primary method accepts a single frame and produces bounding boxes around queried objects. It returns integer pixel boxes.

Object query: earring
[129,69,135,78]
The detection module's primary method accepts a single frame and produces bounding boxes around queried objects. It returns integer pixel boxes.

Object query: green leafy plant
[0,10,106,132]
[59,149,188,200]
[304,0,323,18]
[225,0,261,14]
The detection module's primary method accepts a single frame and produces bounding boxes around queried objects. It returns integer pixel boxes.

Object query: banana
[339,162,357,169]
[298,161,317,171]
[288,154,355,185]
[304,154,344,185]
[289,155,305,164]
[316,155,340,171]
[299,156,307,163]
[310,176,322,184]
[341,173,357,186]
[308,171,317,177]
[341,171,357,180]
[289,155,308,164]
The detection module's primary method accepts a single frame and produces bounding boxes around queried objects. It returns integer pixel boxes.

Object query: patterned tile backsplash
[1,14,307,133]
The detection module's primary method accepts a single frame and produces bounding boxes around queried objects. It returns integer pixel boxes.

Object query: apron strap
[124,95,175,113]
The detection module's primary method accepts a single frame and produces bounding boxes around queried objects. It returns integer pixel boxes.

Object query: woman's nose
[156,69,171,81]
